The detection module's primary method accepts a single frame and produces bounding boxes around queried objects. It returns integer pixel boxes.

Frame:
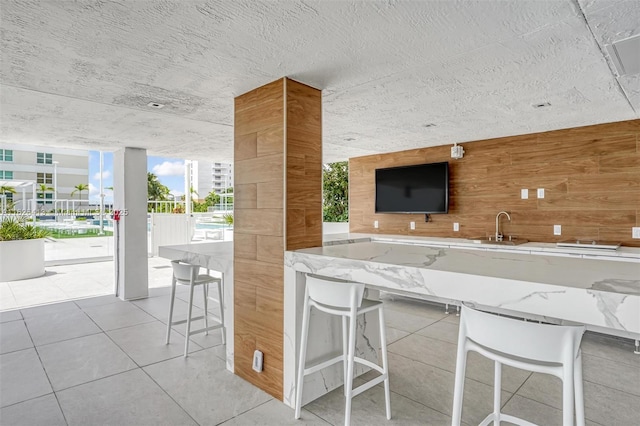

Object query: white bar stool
[452,304,585,426]
[165,260,225,357]
[294,274,391,426]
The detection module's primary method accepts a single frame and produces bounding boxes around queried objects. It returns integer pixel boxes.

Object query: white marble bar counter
[283,239,640,407]
[158,241,234,372]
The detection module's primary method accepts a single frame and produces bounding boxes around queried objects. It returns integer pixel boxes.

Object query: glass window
[37,173,53,184]
[0,171,13,179]
[36,152,53,164]
[37,193,53,205]
[4,192,13,201]
[0,149,13,162]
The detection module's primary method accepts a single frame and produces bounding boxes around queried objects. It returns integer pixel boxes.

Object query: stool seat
[294,274,391,426]
[165,260,225,357]
[452,303,585,426]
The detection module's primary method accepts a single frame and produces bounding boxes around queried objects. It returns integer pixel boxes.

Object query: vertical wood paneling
[234,78,322,400]
[350,120,640,247]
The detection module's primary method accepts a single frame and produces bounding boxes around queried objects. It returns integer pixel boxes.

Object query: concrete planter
[0,239,45,281]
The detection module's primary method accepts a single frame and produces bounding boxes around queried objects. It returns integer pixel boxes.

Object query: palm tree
[71,183,89,203]
[36,184,54,210]
[147,173,169,201]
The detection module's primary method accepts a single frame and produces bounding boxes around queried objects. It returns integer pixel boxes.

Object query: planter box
[0,239,45,281]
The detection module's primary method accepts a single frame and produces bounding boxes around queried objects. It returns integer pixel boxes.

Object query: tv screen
[375,162,449,214]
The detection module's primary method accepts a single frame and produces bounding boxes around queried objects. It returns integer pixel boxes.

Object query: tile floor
[1,290,639,425]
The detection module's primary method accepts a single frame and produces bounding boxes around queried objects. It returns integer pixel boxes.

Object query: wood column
[234,78,322,399]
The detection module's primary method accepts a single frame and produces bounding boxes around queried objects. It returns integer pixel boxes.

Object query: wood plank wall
[349,119,640,247]
[234,78,322,400]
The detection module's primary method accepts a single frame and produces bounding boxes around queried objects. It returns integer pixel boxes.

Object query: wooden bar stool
[166,260,225,357]
[452,303,585,426]
[294,274,391,426]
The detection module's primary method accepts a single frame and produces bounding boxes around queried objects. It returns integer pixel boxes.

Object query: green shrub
[0,218,50,241]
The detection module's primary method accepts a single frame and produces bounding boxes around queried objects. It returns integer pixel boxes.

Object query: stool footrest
[479,413,537,426]
[303,354,344,376]
[188,323,224,336]
[351,373,387,398]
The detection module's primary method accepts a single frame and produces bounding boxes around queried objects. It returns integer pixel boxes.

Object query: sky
[88,151,185,204]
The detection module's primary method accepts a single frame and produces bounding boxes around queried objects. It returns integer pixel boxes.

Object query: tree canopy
[147,172,170,201]
[323,161,349,222]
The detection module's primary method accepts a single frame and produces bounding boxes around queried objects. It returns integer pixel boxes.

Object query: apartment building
[191,161,233,200]
[0,144,89,210]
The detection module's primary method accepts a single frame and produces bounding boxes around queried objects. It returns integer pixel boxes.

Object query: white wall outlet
[633,227,640,239]
[537,188,545,199]
[453,222,460,232]
[554,225,561,236]
[521,189,529,199]
[252,350,263,373]
[410,221,415,230]
[374,220,379,229]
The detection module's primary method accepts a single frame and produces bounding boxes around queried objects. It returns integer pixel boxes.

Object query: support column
[113,147,149,301]
[234,78,322,399]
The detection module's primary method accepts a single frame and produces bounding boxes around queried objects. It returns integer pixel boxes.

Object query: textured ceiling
[1,0,638,163]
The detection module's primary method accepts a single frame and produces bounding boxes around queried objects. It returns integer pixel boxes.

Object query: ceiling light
[532,102,551,109]
[422,123,436,128]
[147,102,165,109]
[344,137,355,141]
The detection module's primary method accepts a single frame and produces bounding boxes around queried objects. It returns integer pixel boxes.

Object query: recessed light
[344,137,356,141]
[532,102,551,109]
[422,123,436,128]
[147,102,165,109]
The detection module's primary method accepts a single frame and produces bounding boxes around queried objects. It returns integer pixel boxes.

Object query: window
[4,192,13,202]
[36,152,53,164]
[37,193,53,205]
[37,173,53,184]
[0,171,13,179]
[0,150,13,162]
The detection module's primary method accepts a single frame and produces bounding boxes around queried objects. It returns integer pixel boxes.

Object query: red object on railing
[113,210,121,221]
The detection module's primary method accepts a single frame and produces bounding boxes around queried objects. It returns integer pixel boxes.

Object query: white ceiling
[1,0,638,163]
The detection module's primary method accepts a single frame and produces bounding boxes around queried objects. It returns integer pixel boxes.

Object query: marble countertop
[323,233,640,259]
[294,241,640,295]
[158,241,233,273]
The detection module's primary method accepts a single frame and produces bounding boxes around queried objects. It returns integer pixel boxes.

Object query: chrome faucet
[495,211,511,242]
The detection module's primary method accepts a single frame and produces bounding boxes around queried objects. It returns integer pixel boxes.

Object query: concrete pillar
[113,147,149,301]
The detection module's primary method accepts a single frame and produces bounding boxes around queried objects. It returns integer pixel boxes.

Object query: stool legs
[575,351,585,426]
[493,360,502,425]
[184,282,196,357]
[294,287,311,420]
[217,279,226,344]
[342,316,348,395]
[165,277,177,344]
[562,359,575,426]
[451,346,467,425]
[344,305,358,426]
[378,308,391,420]
[203,284,209,334]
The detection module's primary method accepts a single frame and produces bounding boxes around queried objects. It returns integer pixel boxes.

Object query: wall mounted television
[375,161,449,218]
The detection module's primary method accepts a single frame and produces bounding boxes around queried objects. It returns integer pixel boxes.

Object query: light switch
[521,189,528,199]
[633,227,640,239]
[410,221,415,230]
[554,225,561,235]
[453,222,460,232]
[374,220,379,229]
[537,188,545,199]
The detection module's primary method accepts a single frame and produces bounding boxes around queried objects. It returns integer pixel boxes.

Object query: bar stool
[294,274,391,426]
[166,260,225,357]
[452,304,585,426]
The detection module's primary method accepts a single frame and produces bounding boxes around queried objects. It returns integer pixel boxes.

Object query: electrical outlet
[633,227,640,239]
[537,188,545,199]
[410,221,415,230]
[521,189,528,199]
[453,222,460,232]
[374,220,379,229]
[554,225,561,236]
[252,350,263,373]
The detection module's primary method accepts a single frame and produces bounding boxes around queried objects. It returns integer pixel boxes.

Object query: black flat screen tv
[375,162,449,214]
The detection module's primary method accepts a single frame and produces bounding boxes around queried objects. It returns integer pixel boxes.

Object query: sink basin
[469,237,529,246]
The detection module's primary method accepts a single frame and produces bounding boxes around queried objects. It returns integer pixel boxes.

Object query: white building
[0,144,89,211]
[191,161,233,200]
